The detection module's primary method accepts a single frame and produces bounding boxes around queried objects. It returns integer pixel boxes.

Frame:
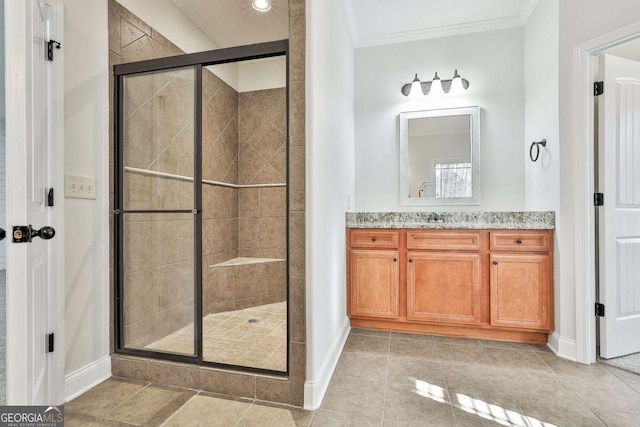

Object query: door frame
[5,0,65,404]
[572,20,640,364]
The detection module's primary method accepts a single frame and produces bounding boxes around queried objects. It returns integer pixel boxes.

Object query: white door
[6,0,64,404]
[598,54,640,359]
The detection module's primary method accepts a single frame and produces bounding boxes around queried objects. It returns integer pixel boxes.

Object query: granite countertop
[345,211,555,230]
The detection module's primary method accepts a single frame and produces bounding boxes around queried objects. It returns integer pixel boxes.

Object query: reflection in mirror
[400,107,480,205]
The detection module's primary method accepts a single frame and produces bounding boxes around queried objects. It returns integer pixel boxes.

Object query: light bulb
[408,74,423,98]
[449,69,464,94]
[252,0,272,12]
[429,72,444,96]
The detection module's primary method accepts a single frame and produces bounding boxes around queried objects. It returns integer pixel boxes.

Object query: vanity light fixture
[252,0,272,12]
[401,69,469,96]
[408,74,423,98]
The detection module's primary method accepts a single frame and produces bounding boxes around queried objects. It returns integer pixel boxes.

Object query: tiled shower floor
[145,302,287,371]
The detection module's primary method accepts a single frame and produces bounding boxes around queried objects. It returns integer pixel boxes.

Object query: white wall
[0,0,5,270]
[524,0,559,212]
[63,0,110,378]
[238,57,286,92]
[115,0,239,90]
[557,0,640,354]
[523,0,562,347]
[354,28,525,212]
[305,0,355,409]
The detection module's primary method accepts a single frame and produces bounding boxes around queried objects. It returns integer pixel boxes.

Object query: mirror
[399,107,480,205]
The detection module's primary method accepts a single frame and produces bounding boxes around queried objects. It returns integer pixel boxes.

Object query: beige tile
[239,188,260,218]
[150,362,200,390]
[111,357,153,382]
[288,81,305,147]
[452,407,528,427]
[260,217,287,249]
[64,412,132,427]
[289,146,305,211]
[260,187,286,217]
[107,385,194,425]
[478,339,534,351]
[436,343,493,366]
[199,369,256,398]
[383,383,454,425]
[321,377,385,420]
[333,352,387,382]
[66,378,147,417]
[387,357,445,388]
[289,15,306,84]
[389,338,438,360]
[343,334,389,355]
[162,395,251,427]
[289,277,305,343]
[237,403,313,427]
[432,335,480,346]
[484,347,553,373]
[289,211,305,277]
[256,377,290,404]
[538,351,616,378]
[520,400,606,427]
[234,263,267,299]
[311,409,382,426]
[352,327,390,338]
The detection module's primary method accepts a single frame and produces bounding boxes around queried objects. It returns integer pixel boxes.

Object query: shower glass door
[114,41,289,374]
[117,66,200,358]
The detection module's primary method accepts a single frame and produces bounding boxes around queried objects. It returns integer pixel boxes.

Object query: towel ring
[530,139,547,162]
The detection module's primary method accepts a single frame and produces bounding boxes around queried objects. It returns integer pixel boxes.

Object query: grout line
[380,334,391,425]
[158,394,197,427]
[233,399,255,427]
[431,336,457,426]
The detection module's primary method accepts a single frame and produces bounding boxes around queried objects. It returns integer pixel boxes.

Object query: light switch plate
[65,173,97,199]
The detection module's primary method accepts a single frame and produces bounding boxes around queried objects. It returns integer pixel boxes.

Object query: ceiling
[167,0,541,51]
[343,0,541,48]
[169,0,289,48]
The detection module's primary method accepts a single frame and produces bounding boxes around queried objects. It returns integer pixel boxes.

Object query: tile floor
[145,302,287,371]
[68,327,640,426]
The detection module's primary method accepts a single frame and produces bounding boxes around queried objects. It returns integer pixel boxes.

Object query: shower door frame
[113,40,290,376]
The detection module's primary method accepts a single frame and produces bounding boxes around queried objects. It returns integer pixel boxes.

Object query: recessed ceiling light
[252,0,272,12]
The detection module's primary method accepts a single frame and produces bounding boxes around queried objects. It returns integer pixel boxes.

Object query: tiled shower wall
[109,0,307,407]
[204,88,287,314]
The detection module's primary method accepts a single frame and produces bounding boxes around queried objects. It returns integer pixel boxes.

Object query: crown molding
[341,0,360,47]
[520,0,541,25]
[355,16,523,48]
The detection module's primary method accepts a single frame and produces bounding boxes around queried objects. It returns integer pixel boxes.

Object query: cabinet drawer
[490,231,551,252]
[407,231,481,251]
[350,230,399,249]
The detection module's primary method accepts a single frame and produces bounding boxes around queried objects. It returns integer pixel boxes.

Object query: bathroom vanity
[346,212,555,343]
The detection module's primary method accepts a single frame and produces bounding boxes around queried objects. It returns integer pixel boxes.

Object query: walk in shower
[114,42,289,373]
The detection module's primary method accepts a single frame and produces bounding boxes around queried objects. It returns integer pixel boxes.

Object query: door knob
[0,228,5,241]
[33,226,56,240]
[12,225,56,243]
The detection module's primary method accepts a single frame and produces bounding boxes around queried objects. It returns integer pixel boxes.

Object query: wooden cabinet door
[406,252,482,325]
[349,250,400,319]
[490,254,551,331]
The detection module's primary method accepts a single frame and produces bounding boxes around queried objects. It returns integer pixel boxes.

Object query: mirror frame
[399,106,481,206]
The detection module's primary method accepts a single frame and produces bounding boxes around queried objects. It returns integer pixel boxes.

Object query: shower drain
[248,318,260,324]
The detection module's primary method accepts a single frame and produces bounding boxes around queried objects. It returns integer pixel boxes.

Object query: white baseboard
[303,318,350,411]
[65,356,112,402]
[547,332,577,362]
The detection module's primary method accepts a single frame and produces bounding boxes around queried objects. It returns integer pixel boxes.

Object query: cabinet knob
[493,261,498,265]
[409,259,413,263]
[371,236,376,242]
[517,239,523,244]
[393,258,397,262]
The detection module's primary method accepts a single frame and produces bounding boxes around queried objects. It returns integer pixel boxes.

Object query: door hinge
[46,333,54,353]
[594,81,604,96]
[594,193,604,206]
[595,303,605,317]
[47,188,54,207]
[46,39,61,61]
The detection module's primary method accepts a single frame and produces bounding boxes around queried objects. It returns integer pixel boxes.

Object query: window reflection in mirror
[400,107,480,206]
